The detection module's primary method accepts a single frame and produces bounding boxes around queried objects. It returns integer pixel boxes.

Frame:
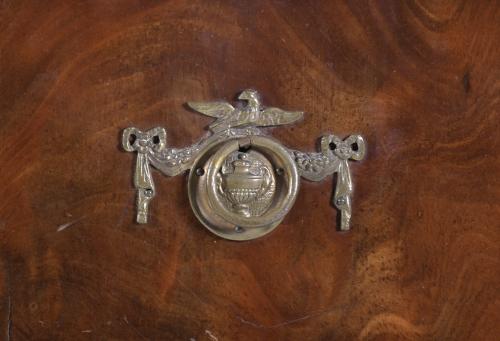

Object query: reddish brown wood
[1,1,499,340]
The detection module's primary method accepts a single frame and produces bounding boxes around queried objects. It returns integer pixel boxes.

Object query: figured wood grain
[0,1,499,340]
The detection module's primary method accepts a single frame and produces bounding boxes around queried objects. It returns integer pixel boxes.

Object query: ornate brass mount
[122,89,366,240]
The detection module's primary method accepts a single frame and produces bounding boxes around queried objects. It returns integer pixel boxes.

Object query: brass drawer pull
[122,89,365,240]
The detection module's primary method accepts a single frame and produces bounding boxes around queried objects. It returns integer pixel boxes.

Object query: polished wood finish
[1,1,499,340]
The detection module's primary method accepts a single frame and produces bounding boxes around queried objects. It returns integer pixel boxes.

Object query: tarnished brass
[188,136,299,240]
[122,89,366,240]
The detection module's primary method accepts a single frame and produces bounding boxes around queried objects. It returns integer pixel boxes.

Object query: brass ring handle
[204,136,299,231]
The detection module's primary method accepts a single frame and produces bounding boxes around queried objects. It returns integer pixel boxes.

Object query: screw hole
[196,168,205,176]
[152,135,160,145]
[329,142,336,150]
[351,142,358,151]
[336,196,346,206]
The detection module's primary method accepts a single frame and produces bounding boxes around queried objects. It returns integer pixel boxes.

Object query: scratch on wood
[236,316,264,329]
[235,306,340,330]
[6,295,11,341]
[205,329,218,341]
[56,216,86,232]
[57,221,78,232]
[236,313,312,329]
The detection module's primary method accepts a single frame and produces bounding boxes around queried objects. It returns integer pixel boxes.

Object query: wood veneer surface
[0,1,499,340]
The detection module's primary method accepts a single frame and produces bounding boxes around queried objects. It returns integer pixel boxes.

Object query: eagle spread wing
[257,107,303,127]
[187,101,235,118]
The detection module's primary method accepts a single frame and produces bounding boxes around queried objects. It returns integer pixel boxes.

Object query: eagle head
[238,89,260,103]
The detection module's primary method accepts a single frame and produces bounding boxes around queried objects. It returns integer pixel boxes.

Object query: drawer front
[0,1,499,340]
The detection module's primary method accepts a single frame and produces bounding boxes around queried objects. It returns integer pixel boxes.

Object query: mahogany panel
[0,1,499,340]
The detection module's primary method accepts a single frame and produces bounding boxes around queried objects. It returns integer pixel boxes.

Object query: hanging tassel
[333,160,353,231]
[135,153,155,224]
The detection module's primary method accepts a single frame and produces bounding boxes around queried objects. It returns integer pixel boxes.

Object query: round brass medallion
[188,136,299,241]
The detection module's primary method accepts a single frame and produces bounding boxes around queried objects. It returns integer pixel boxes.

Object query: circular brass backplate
[188,136,299,241]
